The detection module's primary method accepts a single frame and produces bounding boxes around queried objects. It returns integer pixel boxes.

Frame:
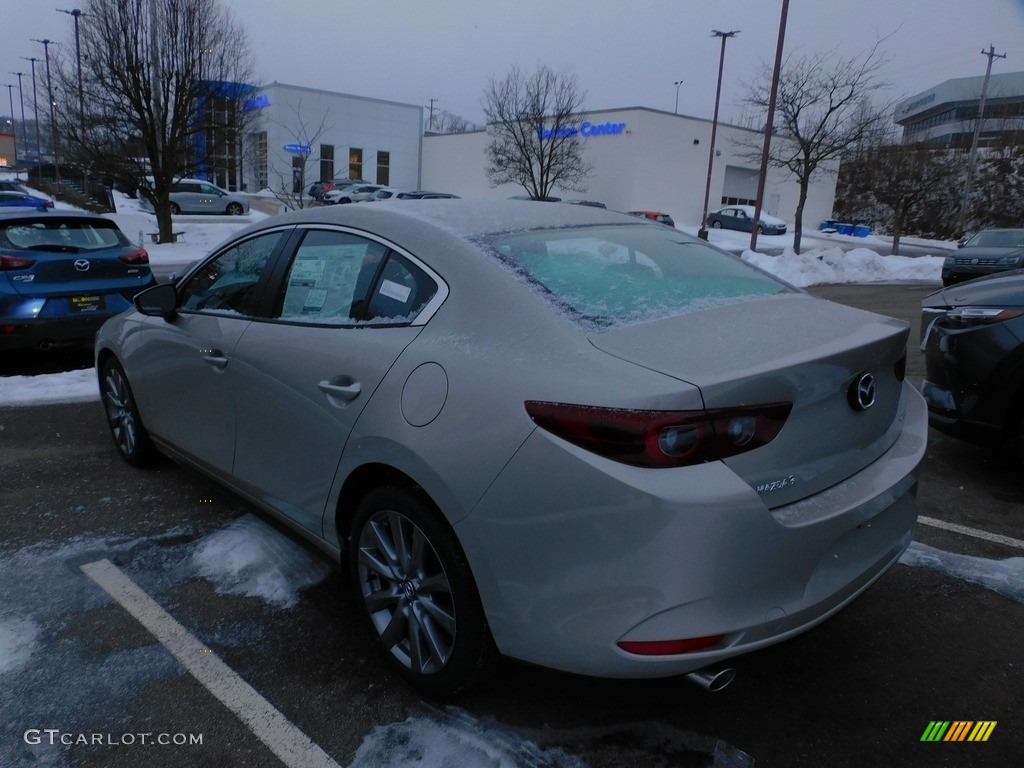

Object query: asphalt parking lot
[1,283,1021,768]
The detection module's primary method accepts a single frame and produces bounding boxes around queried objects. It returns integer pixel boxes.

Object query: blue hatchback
[0,210,156,351]
[0,190,54,209]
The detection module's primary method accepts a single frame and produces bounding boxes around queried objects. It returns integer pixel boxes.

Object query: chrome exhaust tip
[685,667,735,692]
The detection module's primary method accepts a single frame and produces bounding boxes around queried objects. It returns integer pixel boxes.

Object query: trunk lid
[589,293,910,507]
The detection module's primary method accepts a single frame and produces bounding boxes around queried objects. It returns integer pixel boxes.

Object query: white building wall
[247,82,422,193]
[423,108,837,230]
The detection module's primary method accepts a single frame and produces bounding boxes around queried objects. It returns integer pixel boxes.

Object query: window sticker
[379,279,411,303]
[290,258,326,287]
[302,288,328,312]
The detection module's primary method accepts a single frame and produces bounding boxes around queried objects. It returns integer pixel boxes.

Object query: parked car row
[321,184,460,204]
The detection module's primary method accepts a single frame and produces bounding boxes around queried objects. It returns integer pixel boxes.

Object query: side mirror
[134,282,179,318]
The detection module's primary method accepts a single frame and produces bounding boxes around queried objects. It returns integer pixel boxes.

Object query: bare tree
[259,101,332,211]
[435,110,471,134]
[482,64,592,199]
[739,43,894,253]
[52,0,256,242]
[840,143,965,252]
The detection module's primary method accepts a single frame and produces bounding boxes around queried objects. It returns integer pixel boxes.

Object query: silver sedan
[96,201,927,695]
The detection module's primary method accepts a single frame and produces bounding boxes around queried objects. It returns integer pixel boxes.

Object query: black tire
[100,359,157,467]
[170,202,180,215]
[711,220,723,228]
[226,202,244,215]
[349,487,495,696]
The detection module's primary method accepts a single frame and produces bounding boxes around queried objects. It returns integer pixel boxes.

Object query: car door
[124,229,291,474]
[197,183,226,214]
[229,227,442,534]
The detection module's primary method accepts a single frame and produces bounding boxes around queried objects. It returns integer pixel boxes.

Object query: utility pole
[20,57,42,180]
[698,30,739,240]
[674,80,684,114]
[32,39,60,183]
[958,44,1006,235]
[9,74,27,156]
[750,0,789,253]
[10,73,27,156]
[426,98,438,132]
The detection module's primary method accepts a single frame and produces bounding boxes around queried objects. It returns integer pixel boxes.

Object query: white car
[324,184,384,204]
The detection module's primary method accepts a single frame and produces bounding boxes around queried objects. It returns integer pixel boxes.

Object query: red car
[628,210,675,227]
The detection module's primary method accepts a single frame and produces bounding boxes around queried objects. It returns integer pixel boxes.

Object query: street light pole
[19,57,42,180]
[698,30,739,241]
[3,84,16,164]
[674,80,684,114]
[58,8,88,193]
[32,39,60,184]
[9,73,27,156]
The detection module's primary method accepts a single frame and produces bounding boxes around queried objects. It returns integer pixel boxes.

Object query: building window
[376,151,390,185]
[349,148,363,180]
[253,131,268,190]
[292,155,305,194]
[320,144,334,182]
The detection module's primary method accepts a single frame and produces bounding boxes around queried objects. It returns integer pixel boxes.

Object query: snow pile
[0,616,40,675]
[350,707,587,768]
[192,515,332,608]
[1,369,99,407]
[742,246,943,287]
[899,541,1024,604]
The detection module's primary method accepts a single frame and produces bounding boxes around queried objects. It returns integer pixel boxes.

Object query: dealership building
[202,84,836,228]
[895,70,1024,148]
[422,107,837,228]
[242,82,424,195]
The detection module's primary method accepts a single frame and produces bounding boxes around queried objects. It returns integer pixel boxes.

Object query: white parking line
[917,515,1024,551]
[80,559,341,768]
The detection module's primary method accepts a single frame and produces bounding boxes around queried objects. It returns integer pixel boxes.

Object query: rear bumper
[0,288,150,351]
[458,386,927,679]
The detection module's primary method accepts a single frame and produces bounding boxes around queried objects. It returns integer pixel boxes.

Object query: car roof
[0,208,105,220]
[236,199,636,242]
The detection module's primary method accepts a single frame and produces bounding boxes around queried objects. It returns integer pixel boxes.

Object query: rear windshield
[0,217,130,252]
[484,224,788,328]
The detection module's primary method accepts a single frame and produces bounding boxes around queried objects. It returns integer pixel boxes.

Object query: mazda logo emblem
[848,372,876,411]
[74,259,90,272]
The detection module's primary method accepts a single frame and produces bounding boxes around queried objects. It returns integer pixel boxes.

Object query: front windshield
[965,230,1024,249]
[484,224,789,328]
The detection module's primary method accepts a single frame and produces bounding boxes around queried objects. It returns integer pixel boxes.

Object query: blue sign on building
[284,144,313,155]
[537,120,627,140]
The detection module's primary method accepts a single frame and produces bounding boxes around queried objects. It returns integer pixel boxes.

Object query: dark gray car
[941,228,1024,286]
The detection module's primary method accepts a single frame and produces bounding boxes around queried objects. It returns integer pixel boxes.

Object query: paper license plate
[70,295,105,313]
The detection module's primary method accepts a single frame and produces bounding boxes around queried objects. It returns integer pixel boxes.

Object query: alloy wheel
[356,509,456,675]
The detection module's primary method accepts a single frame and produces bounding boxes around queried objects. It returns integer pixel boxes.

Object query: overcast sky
[3,0,1024,128]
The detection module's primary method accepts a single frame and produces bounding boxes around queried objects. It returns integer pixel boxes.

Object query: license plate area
[70,295,105,313]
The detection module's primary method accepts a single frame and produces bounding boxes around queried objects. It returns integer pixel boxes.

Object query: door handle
[319,378,362,401]
[201,351,228,369]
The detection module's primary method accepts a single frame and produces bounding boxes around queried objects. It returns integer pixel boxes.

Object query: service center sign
[537,120,626,140]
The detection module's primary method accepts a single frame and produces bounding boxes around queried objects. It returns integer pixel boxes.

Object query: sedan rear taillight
[524,401,791,468]
[119,248,150,265]
[0,253,36,270]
